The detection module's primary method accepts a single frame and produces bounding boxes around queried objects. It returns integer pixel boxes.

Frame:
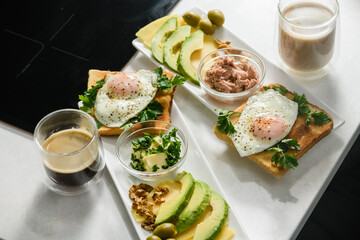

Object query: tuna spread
[204,56,259,93]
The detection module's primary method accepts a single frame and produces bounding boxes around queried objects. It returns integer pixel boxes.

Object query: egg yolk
[107,73,140,97]
[252,115,287,141]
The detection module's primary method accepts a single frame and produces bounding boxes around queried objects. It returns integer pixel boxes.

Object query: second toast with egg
[213,83,334,178]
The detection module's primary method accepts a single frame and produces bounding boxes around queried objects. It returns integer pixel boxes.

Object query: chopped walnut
[152,186,169,204]
[139,183,154,192]
[132,198,153,214]
[142,221,157,231]
[215,39,232,49]
[129,183,163,231]
[129,183,154,201]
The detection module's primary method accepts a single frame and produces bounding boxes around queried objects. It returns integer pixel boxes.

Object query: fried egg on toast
[87,69,175,136]
[214,83,334,178]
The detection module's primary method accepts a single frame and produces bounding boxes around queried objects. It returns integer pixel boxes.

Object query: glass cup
[34,109,105,196]
[276,0,340,80]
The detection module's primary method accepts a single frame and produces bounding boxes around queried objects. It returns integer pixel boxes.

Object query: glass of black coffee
[34,109,105,196]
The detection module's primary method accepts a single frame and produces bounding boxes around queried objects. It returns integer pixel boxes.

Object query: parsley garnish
[215,109,241,135]
[293,92,311,116]
[138,100,164,121]
[268,139,301,169]
[121,100,164,129]
[263,85,331,126]
[79,79,104,114]
[263,85,288,95]
[79,79,104,129]
[153,67,186,90]
[306,112,332,125]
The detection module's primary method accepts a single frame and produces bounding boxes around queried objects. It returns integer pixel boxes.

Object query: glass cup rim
[277,0,340,30]
[197,47,266,98]
[33,108,98,157]
[115,120,188,177]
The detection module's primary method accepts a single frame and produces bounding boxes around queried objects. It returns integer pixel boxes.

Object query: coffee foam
[42,128,99,174]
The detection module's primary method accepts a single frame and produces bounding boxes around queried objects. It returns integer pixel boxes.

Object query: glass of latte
[276,0,340,80]
[34,109,105,196]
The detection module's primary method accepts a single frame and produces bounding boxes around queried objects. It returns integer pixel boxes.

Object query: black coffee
[44,155,101,186]
[42,128,100,186]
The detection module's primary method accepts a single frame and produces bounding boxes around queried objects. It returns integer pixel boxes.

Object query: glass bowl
[197,47,266,103]
[115,120,188,181]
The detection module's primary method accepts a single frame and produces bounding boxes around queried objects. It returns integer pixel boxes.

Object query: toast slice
[213,83,334,178]
[87,69,176,136]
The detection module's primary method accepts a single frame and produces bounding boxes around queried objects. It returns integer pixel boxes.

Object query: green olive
[182,11,201,27]
[153,223,177,239]
[208,9,225,26]
[146,235,161,240]
[199,18,216,35]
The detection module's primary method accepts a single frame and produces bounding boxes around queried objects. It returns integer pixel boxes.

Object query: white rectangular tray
[101,101,249,240]
[132,7,344,130]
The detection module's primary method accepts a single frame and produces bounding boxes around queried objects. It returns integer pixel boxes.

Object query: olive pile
[182,9,225,35]
[146,223,177,240]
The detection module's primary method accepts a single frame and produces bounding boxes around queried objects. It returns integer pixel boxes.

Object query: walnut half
[152,186,169,204]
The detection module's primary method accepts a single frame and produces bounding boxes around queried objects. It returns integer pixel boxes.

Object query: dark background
[2,0,359,239]
[2,0,179,133]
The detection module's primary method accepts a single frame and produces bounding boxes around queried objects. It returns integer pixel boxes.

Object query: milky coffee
[278,2,336,72]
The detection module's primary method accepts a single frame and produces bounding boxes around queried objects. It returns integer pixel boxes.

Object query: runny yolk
[252,115,287,141]
[107,73,139,97]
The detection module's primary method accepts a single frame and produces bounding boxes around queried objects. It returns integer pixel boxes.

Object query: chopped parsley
[153,67,186,91]
[267,138,301,169]
[215,109,241,135]
[152,164,160,172]
[132,132,154,152]
[130,154,146,171]
[130,128,182,172]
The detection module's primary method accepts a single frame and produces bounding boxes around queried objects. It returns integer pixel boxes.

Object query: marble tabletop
[1,0,360,239]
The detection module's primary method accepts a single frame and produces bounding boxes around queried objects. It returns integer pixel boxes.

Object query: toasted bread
[87,69,176,136]
[213,83,334,178]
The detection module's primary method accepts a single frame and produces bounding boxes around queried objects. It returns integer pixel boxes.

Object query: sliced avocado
[178,30,204,85]
[193,190,229,240]
[164,25,191,72]
[151,17,178,63]
[175,180,211,234]
[155,171,195,225]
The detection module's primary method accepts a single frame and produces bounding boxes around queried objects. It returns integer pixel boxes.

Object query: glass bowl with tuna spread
[198,47,265,103]
[115,120,188,181]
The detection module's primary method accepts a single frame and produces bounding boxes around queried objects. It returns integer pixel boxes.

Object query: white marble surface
[1,0,360,240]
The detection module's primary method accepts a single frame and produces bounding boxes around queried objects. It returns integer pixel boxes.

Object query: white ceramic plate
[101,101,249,240]
[132,7,344,130]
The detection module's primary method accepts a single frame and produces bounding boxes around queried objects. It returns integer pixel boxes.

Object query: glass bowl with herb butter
[115,120,188,181]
